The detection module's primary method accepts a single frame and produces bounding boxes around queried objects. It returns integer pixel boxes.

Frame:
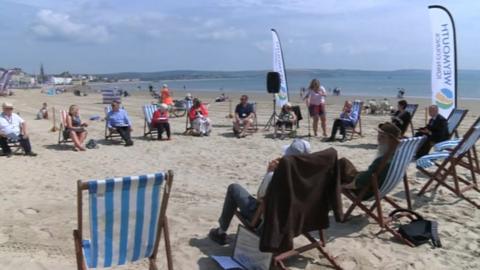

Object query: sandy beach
[0,89,478,270]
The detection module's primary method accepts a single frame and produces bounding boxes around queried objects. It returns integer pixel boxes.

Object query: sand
[0,88,478,270]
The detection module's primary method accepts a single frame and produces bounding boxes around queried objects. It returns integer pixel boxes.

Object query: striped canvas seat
[341,136,425,247]
[379,136,426,197]
[143,104,158,138]
[433,138,462,152]
[446,109,468,138]
[74,172,174,270]
[102,89,121,104]
[404,104,418,136]
[344,100,363,139]
[417,117,480,208]
[58,110,73,144]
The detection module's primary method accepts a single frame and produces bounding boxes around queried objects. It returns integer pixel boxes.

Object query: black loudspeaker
[266,72,281,94]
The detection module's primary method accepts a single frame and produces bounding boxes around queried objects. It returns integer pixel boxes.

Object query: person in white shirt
[304,78,328,137]
[0,102,37,157]
[208,138,311,245]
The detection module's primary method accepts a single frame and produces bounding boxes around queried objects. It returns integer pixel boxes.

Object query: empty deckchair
[58,110,73,144]
[104,105,123,141]
[143,104,158,139]
[342,136,426,246]
[344,100,363,139]
[234,200,342,270]
[446,108,468,138]
[404,104,418,136]
[417,117,480,208]
[73,171,174,270]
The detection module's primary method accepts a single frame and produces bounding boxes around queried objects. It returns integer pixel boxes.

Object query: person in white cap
[0,102,37,157]
[208,138,311,245]
[151,103,171,140]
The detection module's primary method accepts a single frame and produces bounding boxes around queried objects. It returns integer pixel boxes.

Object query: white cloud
[320,42,333,54]
[196,27,247,41]
[31,9,111,43]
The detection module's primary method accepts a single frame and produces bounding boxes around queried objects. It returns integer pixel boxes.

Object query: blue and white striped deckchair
[404,104,418,136]
[446,108,468,138]
[143,104,158,138]
[101,89,121,104]
[342,136,426,246]
[74,171,174,270]
[345,100,363,139]
[417,117,480,208]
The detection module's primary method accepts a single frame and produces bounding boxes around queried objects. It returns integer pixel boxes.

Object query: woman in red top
[151,103,171,140]
[188,98,211,136]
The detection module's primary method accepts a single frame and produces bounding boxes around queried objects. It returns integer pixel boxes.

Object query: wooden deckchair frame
[345,101,363,140]
[446,109,468,138]
[143,105,159,139]
[234,202,343,270]
[417,118,480,208]
[58,109,73,144]
[73,171,174,270]
[341,137,417,247]
[404,104,418,136]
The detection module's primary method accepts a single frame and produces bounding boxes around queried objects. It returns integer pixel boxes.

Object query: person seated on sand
[391,100,411,135]
[275,102,297,139]
[414,105,449,159]
[66,105,88,151]
[0,102,37,157]
[326,100,358,142]
[151,103,171,140]
[233,95,255,138]
[36,102,49,120]
[208,138,311,245]
[106,101,134,146]
[188,98,211,136]
[215,93,228,102]
[159,84,173,106]
[340,122,400,198]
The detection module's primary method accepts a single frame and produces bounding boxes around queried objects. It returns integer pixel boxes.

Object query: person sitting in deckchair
[326,100,358,142]
[151,103,171,140]
[275,102,297,139]
[208,138,311,245]
[391,100,411,135]
[106,101,134,146]
[233,95,255,138]
[188,98,211,136]
[66,105,88,151]
[340,122,401,198]
[414,105,449,159]
[0,102,37,157]
[36,102,48,120]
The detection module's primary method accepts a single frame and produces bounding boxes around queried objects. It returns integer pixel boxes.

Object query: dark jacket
[392,110,412,135]
[259,148,343,252]
[427,114,449,142]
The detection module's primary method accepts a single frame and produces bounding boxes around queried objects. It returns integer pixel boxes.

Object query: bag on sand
[86,139,98,149]
[389,209,442,248]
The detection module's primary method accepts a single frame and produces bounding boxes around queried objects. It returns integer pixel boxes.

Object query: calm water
[91,70,480,99]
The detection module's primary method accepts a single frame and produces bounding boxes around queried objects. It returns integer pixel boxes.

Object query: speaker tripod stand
[264,94,278,137]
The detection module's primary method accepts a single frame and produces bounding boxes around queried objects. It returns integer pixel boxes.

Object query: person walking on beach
[304,79,327,137]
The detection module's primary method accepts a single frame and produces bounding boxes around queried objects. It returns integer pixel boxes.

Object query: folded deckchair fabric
[433,138,462,152]
[74,172,173,270]
[260,148,342,252]
[416,152,450,169]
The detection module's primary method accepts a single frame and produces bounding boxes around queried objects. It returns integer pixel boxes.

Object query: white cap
[282,138,311,156]
[159,103,168,111]
[162,84,168,88]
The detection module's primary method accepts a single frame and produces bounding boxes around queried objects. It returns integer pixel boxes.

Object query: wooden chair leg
[73,230,86,270]
[164,217,174,270]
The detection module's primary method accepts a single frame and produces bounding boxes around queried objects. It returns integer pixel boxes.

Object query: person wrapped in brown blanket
[259,147,343,252]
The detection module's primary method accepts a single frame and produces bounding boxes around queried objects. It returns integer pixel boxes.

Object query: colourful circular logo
[435,88,454,109]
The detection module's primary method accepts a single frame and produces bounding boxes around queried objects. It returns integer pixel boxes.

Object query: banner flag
[429,5,457,117]
[271,29,289,107]
[0,69,15,96]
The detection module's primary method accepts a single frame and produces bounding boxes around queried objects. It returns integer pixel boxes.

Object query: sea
[89,69,480,100]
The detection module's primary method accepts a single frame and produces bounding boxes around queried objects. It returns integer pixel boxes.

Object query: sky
[0,0,479,74]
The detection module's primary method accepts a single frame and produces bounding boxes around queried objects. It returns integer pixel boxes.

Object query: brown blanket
[259,148,343,252]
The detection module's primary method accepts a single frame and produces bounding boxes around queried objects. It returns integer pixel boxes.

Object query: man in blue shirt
[233,95,254,138]
[107,101,134,146]
[326,101,358,142]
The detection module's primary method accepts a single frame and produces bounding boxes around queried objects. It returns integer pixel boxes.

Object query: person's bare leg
[79,131,87,145]
[241,119,252,137]
[312,116,319,136]
[233,120,241,134]
[70,131,85,151]
[320,114,327,137]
